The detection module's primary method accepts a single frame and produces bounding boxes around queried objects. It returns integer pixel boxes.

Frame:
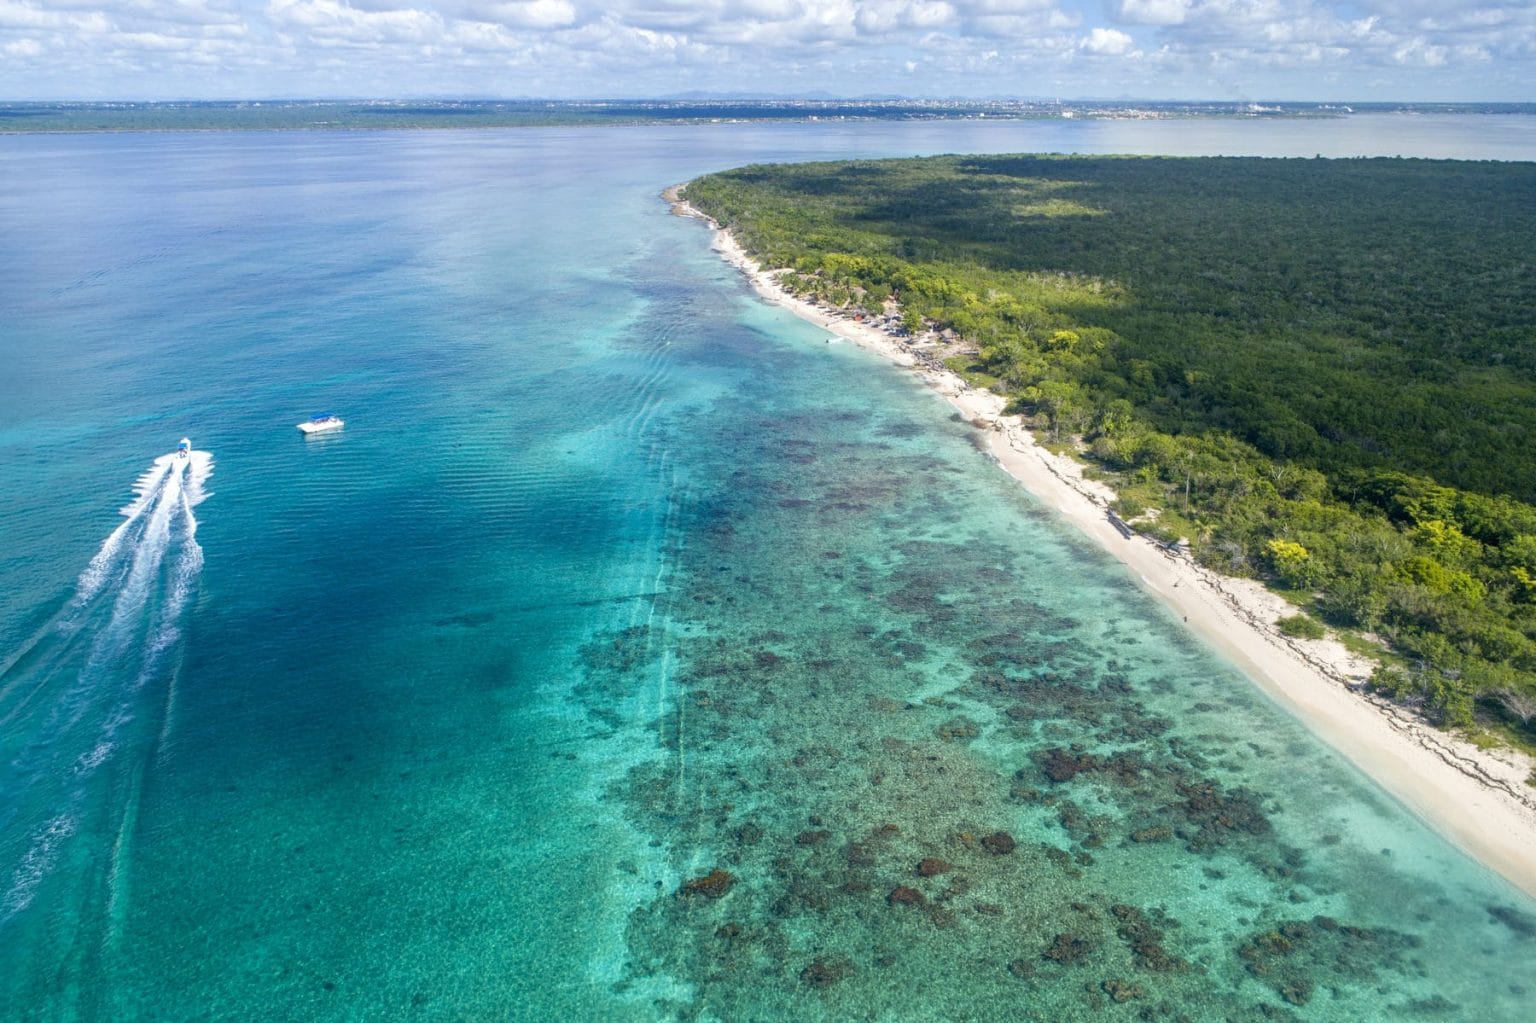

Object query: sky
[1,1,1533,102]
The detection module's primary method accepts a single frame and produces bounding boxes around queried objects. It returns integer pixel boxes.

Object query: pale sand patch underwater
[666,186,1536,900]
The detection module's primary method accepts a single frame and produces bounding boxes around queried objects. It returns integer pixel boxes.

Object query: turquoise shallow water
[3,119,1536,1020]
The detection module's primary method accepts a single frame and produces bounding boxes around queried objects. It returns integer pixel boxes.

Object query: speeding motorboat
[297,414,345,435]
[178,438,191,458]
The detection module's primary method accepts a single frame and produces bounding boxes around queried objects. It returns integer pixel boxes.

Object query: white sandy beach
[668,187,1536,898]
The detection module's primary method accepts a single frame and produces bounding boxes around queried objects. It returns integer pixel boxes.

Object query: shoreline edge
[665,183,1536,900]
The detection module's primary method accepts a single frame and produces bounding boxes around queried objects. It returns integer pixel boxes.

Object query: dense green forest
[684,155,1536,746]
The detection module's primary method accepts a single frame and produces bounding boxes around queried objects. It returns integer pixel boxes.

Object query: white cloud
[0,0,1532,99]
[1081,26,1135,55]
[958,0,1075,42]
[958,0,1057,13]
[478,0,578,30]
[733,0,802,18]
[1417,9,1510,31]
[267,0,444,44]
[1115,0,1190,26]
[909,1,956,28]
[1094,0,1536,82]
[1393,36,1449,65]
[125,0,245,28]
[855,0,957,36]
[115,29,198,49]
[0,1,111,32]
[618,0,713,32]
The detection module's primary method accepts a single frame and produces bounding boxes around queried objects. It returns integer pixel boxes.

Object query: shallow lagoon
[3,116,1535,1019]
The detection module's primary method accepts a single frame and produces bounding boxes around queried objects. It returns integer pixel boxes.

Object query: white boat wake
[0,447,211,926]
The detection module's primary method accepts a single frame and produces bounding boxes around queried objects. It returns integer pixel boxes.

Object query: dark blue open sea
[3,117,1536,1020]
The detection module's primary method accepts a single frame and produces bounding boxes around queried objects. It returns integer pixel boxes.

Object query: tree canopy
[685,154,1536,742]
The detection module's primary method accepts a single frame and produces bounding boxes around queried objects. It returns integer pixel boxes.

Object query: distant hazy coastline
[5,98,1535,134]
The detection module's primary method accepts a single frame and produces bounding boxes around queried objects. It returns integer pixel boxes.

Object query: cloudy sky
[2,1,1532,102]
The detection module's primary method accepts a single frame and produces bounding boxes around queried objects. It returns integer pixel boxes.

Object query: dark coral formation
[1101,978,1145,1003]
[979,832,1016,855]
[800,955,854,988]
[1488,904,1536,938]
[1237,916,1420,1008]
[1129,825,1173,844]
[1175,780,1272,850]
[1043,932,1095,965]
[1041,746,1098,783]
[679,869,736,899]
[936,716,980,742]
[1039,746,1150,786]
[1110,904,1187,973]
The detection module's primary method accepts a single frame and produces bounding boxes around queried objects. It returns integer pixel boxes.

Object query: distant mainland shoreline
[3,98,1534,134]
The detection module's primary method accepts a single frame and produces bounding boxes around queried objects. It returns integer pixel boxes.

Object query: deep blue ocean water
[3,116,1536,1020]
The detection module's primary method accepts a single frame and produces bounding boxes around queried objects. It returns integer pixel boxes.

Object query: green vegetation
[684,154,1536,742]
[1277,614,1328,641]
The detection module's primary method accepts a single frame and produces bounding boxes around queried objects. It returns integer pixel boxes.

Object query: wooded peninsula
[684,154,1536,755]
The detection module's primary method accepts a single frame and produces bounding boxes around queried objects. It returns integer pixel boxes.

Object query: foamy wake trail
[70,458,177,613]
[1,448,211,928]
[165,452,212,623]
[135,453,210,684]
[0,813,77,921]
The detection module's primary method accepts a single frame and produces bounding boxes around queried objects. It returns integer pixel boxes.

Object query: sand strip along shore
[667,186,1536,899]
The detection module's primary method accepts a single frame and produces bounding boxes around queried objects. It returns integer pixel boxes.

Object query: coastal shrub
[1276,613,1326,640]
[1265,539,1321,590]
[1111,495,1146,521]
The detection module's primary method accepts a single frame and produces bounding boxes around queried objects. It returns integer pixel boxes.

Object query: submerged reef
[1236,917,1420,1008]
[678,869,737,899]
[568,399,1513,1019]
